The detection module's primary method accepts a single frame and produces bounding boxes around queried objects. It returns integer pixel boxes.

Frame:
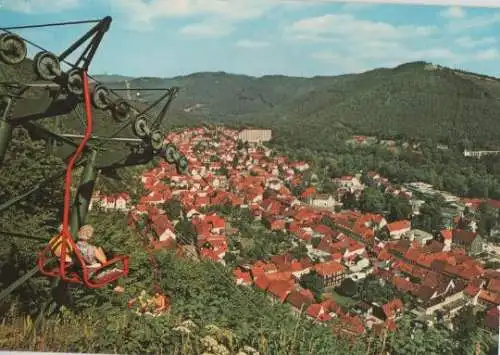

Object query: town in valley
[93,127,500,339]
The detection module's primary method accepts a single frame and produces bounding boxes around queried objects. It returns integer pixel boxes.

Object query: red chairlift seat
[36,69,129,289]
[38,233,129,288]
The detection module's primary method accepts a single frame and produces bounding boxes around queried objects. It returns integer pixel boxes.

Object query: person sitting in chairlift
[49,224,73,263]
[76,224,123,278]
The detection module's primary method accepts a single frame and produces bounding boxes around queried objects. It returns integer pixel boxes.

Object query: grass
[326,290,358,309]
[0,306,367,355]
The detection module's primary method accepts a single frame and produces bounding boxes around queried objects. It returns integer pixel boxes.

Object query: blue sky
[1,0,500,78]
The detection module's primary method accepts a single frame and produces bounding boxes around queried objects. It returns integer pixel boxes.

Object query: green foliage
[175,219,198,246]
[1,210,366,354]
[359,187,386,214]
[415,197,443,233]
[386,195,412,222]
[337,278,357,297]
[478,202,498,238]
[299,271,324,302]
[162,199,182,220]
[289,241,308,260]
[389,314,455,354]
[452,306,494,355]
[311,236,322,248]
[0,127,65,315]
[341,192,358,210]
[356,275,412,305]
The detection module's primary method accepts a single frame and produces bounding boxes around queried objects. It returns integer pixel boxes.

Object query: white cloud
[108,0,301,28]
[295,12,469,73]
[179,21,233,37]
[287,14,436,42]
[1,0,79,13]
[236,39,271,48]
[455,36,496,48]
[440,6,466,19]
[474,48,500,61]
[446,12,500,32]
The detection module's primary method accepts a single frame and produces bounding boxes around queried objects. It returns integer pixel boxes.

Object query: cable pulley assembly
[0,33,27,65]
[91,84,111,110]
[132,116,150,138]
[150,130,164,151]
[66,68,84,95]
[33,51,62,81]
[163,143,177,164]
[112,99,132,122]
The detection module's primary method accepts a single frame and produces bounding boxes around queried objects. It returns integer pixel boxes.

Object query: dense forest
[101,61,500,149]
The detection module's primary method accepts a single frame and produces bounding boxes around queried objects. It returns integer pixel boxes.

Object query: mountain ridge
[4,59,500,151]
[96,60,500,149]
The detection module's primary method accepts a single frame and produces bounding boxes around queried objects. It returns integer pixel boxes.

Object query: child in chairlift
[75,224,123,279]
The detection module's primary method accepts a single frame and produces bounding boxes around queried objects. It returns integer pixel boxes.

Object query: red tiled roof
[286,289,313,310]
[267,280,294,303]
[314,261,345,277]
[386,220,411,233]
[488,279,500,293]
[382,299,404,318]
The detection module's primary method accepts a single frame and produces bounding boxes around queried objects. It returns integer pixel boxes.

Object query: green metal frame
[0,97,13,163]
[70,149,98,235]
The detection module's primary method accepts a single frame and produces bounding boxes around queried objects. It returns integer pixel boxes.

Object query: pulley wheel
[92,85,110,110]
[66,68,83,96]
[112,100,131,122]
[163,143,177,164]
[34,51,61,81]
[0,33,27,65]
[132,116,149,138]
[176,155,189,174]
[150,130,164,151]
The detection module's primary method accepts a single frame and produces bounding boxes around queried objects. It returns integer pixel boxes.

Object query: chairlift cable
[1,20,101,31]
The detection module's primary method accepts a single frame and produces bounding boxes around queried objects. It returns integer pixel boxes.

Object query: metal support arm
[57,16,112,71]
[70,149,98,235]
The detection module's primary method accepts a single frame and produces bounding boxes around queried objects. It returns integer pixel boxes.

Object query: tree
[388,314,455,355]
[451,305,493,355]
[321,180,338,194]
[360,171,371,186]
[223,252,237,266]
[290,242,308,260]
[0,128,65,314]
[359,187,385,214]
[163,199,182,220]
[337,278,357,297]
[175,219,198,246]
[216,166,229,177]
[418,198,443,233]
[311,236,322,248]
[341,191,358,210]
[478,202,497,238]
[299,271,324,301]
[358,275,395,304]
[386,195,412,222]
[232,155,239,168]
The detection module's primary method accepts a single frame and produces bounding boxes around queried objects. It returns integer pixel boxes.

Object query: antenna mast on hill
[125,79,132,100]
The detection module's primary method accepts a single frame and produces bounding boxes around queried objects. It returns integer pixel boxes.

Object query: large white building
[238,129,272,143]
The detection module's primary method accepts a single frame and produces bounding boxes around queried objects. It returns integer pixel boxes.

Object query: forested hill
[100,61,500,150]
